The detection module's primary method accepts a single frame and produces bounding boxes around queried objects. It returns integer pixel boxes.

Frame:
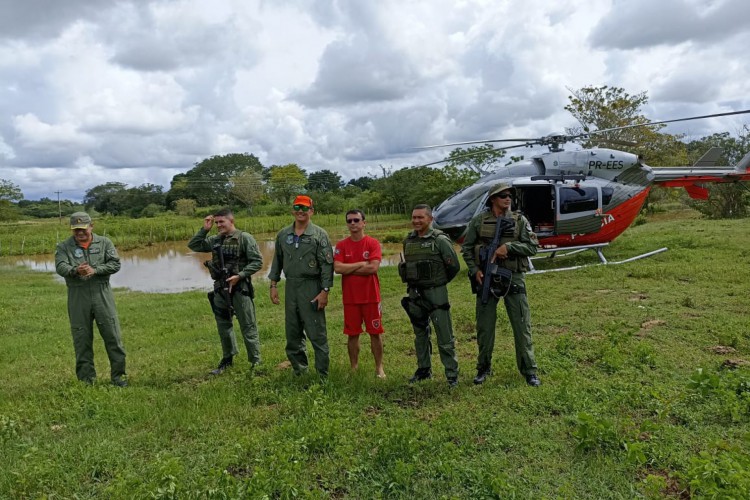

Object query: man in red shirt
[334,209,385,378]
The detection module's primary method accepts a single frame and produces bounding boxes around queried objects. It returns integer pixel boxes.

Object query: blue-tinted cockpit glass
[434,183,488,226]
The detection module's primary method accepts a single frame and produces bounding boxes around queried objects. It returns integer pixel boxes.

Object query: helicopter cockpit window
[602,187,614,206]
[434,183,489,225]
[559,186,598,214]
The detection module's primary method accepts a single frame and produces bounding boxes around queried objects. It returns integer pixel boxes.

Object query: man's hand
[270,285,280,305]
[475,270,484,285]
[203,215,214,231]
[493,243,509,261]
[226,275,240,293]
[312,290,329,310]
[76,263,95,279]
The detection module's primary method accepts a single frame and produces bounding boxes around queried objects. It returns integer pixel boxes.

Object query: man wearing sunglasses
[334,209,386,378]
[269,195,334,377]
[461,183,541,387]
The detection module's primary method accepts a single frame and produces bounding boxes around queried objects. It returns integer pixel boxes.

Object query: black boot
[525,374,541,387]
[473,367,492,385]
[210,356,233,375]
[408,367,432,384]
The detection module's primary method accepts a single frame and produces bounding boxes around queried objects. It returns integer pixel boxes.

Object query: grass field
[1,210,749,498]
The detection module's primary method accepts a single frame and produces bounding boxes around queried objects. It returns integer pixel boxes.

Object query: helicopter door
[555,185,601,235]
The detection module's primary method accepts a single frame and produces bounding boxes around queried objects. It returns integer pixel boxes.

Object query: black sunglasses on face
[293,205,310,212]
[493,193,512,199]
[346,218,361,224]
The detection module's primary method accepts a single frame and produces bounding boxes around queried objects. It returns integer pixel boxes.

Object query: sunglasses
[493,193,512,199]
[292,205,311,212]
[346,218,361,224]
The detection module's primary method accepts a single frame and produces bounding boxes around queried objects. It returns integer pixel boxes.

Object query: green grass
[1,210,750,498]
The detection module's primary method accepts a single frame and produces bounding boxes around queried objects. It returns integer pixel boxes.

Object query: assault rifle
[479,217,515,304]
[205,239,235,319]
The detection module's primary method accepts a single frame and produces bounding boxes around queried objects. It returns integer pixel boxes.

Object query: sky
[1,0,749,201]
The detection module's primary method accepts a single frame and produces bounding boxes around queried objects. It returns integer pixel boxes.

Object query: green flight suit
[269,222,334,376]
[401,228,461,380]
[188,228,263,364]
[461,211,539,377]
[55,234,126,383]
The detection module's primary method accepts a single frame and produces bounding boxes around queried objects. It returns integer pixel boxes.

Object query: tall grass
[1,210,749,498]
[0,213,406,255]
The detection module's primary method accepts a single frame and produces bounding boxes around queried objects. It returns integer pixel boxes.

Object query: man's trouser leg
[424,287,459,379]
[284,279,308,374]
[232,292,260,364]
[412,322,432,371]
[295,279,329,376]
[213,291,240,360]
[475,294,500,371]
[503,274,537,377]
[68,288,96,382]
[92,283,127,381]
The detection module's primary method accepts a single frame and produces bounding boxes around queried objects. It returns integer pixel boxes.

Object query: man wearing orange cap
[55,212,128,386]
[269,195,334,376]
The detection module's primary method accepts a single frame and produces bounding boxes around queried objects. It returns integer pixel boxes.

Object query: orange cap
[293,195,313,207]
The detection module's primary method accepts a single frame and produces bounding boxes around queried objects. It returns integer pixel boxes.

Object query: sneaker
[408,368,433,384]
[525,374,541,387]
[447,377,458,388]
[473,368,492,385]
[210,356,234,375]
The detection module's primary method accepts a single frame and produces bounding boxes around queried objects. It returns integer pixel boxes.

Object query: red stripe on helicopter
[539,187,651,247]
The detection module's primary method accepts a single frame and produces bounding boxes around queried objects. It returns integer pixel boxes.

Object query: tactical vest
[474,212,530,272]
[211,232,247,276]
[400,230,449,288]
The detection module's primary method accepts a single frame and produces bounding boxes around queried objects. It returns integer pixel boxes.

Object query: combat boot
[525,374,541,387]
[210,356,234,375]
[473,367,492,385]
[408,367,433,384]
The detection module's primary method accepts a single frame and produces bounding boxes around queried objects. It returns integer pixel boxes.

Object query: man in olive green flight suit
[55,212,127,386]
[461,183,541,387]
[188,208,263,375]
[400,204,461,387]
[269,195,334,377]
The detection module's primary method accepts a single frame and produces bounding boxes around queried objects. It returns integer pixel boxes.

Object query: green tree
[347,176,375,191]
[267,164,308,205]
[174,198,197,216]
[84,182,128,215]
[0,178,23,221]
[685,126,750,218]
[445,144,506,174]
[307,169,343,193]
[167,153,264,206]
[565,85,687,166]
[230,169,266,212]
[125,184,166,218]
[0,179,23,202]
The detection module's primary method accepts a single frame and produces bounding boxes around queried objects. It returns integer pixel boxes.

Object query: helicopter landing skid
[528,243,668,274]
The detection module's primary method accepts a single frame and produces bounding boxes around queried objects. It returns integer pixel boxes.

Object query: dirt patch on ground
[708,345,736,355]
[637,319,666,336]
[276,360,292,370]
[629,293,649,302]
[722,359,749,369]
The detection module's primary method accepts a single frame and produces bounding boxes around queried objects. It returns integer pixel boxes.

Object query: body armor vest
[400,230,449,288]
[211,232,247,276]
[474,212,530,272]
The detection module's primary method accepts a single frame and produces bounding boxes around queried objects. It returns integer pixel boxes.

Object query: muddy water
[14,240,402,293]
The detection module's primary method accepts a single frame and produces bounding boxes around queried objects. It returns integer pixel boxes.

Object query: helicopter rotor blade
[416,142,532,168]
[415,138,539,150]
[574,109,750,139]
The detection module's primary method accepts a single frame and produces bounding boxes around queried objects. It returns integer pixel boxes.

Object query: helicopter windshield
[434,182,489,227]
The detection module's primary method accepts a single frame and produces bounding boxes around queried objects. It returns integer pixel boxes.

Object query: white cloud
[0,0,749,201]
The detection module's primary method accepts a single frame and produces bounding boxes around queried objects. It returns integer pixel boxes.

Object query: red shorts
[343,303,384,335]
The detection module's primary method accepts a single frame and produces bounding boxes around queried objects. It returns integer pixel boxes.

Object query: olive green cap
[69,212,92,229]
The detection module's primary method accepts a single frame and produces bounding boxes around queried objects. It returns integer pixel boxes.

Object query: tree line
[2,85,749,221]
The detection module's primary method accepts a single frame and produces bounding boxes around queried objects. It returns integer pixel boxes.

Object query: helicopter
[422,109,750,271]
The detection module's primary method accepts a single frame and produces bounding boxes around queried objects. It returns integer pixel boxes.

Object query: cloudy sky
[1,0,749,201]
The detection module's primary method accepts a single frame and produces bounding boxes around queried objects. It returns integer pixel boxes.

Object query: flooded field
[9,240,402,293]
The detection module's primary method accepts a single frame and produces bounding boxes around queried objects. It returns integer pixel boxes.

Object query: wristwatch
[322,287,330,292]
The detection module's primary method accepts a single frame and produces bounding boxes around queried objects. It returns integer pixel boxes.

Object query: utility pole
[55,190,62,224]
